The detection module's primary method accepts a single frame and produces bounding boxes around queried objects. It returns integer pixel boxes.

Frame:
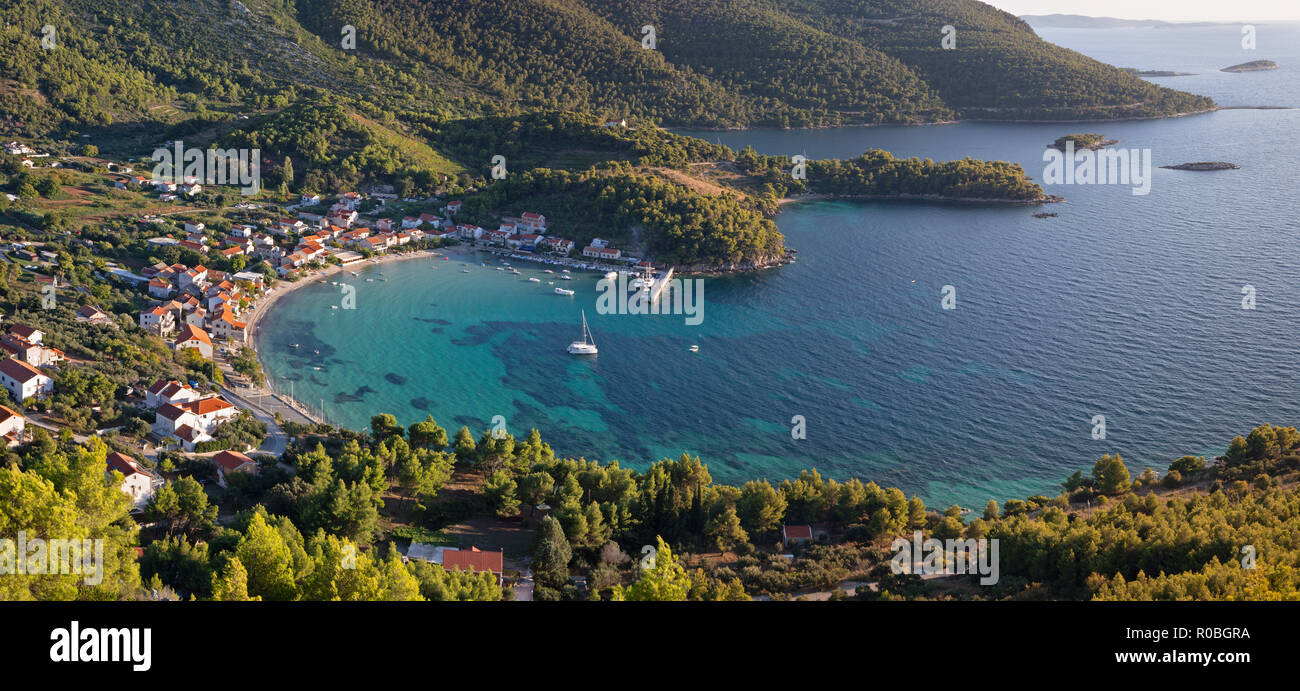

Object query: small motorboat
[555,287,575,296]
[528,277,541,282]
[689,345,699,353]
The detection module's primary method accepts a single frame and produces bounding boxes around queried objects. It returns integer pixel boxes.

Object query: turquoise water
[259,24,1300,509]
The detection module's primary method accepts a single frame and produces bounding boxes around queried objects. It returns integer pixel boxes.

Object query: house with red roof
[145,379,200,409]
[0,357,54,401]
[518,211,547,232]
[139,305,176,336]
[212,450,259,486]
[175,324,213,359]
[152,395,238,451]
[782,524,813,545]
[106,452,159,511]
[440,547,505,584]
[0,404,26,447]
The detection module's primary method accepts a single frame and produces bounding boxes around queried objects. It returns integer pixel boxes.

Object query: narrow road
[218,384,291,458]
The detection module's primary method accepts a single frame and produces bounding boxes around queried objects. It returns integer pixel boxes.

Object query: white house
[175,324,214,359]
[145,379,200,409]
[106,452,159,511]
[152,396,238,451]
[0,357,54,402]
[139,305,176,336]
[0,404,25,447]
[518,212,547,232]
[213,450,259,487]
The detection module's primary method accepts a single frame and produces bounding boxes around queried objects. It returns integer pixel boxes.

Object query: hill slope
[2,0,1214,136]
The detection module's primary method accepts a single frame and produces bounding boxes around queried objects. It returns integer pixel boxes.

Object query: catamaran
[567,311,598,355]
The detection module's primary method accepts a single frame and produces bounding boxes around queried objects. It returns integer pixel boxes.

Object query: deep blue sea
[258,23,1300,509]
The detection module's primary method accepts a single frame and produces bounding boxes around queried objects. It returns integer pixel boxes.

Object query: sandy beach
[245,242,480,340]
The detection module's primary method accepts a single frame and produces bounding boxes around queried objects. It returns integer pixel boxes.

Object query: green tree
[705,505,748,552]
[532,515,572,589]
[409,415,448,450]
[1092,453,1132,496]
[235,513,299,600]
[617,537,692,601]
[453,426,476,459]
[211,557,260,601]
[485,470,521,518]
[736,479,786,535]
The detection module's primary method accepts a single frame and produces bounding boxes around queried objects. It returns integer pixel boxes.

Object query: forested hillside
[3,0,1214,136]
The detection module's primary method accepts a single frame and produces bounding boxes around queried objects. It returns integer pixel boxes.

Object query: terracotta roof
[783,525,813,540]
[213,450,256,473]
[174,424,204,442]
[0,404,21,424]
[156,402,188,421]
[183,396,234,415]
[8,324,39,340]
[0,357,45,384]
[441,547,503,575]
[176,324,211,345]
[106,452,148,477]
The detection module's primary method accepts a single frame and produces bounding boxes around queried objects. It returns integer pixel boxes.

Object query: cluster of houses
[143,377,256,458]
[0,324,57,407]
[580,237,622,261]
[138,259,261,351]
[6,140,51,169]
[445,211,579,256]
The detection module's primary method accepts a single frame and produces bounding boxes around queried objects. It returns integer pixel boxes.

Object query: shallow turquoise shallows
[259,23,1300,508]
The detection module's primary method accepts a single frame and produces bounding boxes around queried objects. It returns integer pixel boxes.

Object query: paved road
[218,385,291,458]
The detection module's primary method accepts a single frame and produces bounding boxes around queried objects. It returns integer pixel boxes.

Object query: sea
[257,22,1300,509]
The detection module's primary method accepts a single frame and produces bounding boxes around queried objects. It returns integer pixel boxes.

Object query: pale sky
[984,0,1300,22]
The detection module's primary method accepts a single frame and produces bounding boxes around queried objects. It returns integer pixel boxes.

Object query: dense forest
[3,0,1214,136]
[737,147,1047,201]
[8,404,1300,600]
[460,166,786,268]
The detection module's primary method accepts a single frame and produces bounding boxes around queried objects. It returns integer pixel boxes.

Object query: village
[0,140,654,593]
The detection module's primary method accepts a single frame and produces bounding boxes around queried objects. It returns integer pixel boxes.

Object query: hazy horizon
[986,0,1300,22]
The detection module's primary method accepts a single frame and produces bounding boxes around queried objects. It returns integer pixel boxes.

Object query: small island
[1221,60,1279,73]
[1159,162,1240,171]
[1122,68,1196,77]
[1050,133,1118,151]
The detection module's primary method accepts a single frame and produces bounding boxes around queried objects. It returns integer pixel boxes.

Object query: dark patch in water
[333,385,377,404]
[385,373,408,386]
[410,397,435,411]
[413,317,452,326]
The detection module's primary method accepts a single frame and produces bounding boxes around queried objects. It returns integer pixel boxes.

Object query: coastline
[777,192,1065,206]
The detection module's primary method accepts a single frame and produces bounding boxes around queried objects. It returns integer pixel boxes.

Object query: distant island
[1160,162,1240,170]
[1050,133,1118,151]
[1221,60,1279,73]
[1122,68,1196,77]
[1021,14,1231,29]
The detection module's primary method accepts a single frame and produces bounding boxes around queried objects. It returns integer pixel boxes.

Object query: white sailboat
[567,311,598,355]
